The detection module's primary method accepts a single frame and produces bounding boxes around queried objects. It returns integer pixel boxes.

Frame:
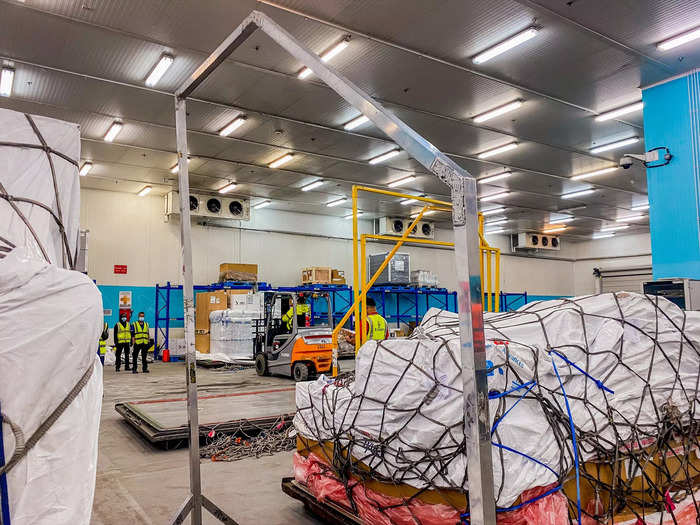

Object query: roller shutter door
[596,266,653,293]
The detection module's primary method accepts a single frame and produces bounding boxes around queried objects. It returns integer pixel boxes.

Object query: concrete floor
[91,361,350,524]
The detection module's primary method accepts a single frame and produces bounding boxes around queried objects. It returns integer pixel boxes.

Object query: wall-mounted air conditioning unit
[514,232,561,251]
[377,217,435,239]
[412,221,435,239]
[164,191,250,221]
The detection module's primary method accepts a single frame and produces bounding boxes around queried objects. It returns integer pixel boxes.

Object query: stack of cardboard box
[195,289,253,353]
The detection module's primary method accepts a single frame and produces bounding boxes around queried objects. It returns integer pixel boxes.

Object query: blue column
[642,71,700,279]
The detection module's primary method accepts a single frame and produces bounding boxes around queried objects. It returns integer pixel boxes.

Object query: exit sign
[114,265,128,274]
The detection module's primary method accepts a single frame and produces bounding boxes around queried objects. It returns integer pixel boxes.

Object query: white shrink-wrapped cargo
[0,108,81,269]
[210,309,255,359]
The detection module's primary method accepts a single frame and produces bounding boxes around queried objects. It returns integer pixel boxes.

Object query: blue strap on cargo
[549,350,614,394]
[0,403,11,525]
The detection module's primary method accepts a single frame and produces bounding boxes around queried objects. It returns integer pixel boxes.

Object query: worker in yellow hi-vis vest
[113,313,133,372]
[98,320,108,365]
[344,297,388,345]
[281,295,310,332]
[132,311,150,374]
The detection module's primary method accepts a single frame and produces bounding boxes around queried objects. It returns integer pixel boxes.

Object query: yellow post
[351,185,360,355]
[360,234,367,346]
[486,250,492,312]
[495,248,501,312]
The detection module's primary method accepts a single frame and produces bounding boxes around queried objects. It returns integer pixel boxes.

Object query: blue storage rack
[275,284,353,327]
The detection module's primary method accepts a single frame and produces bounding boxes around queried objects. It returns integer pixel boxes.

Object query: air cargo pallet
[281,477,360,524]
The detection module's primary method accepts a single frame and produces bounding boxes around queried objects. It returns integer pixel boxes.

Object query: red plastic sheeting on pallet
[580,490,700,525]
[293,452,571,525]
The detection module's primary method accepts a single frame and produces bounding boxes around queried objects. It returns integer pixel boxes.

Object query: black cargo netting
[293,293,700,524]
[0,113,78,269]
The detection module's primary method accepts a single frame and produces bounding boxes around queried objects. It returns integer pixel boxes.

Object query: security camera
[619,148,672,169]
[619,156,635,169]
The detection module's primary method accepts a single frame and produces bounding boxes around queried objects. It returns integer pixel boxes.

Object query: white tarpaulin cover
[0,108,81,269]
[294,293,700,508]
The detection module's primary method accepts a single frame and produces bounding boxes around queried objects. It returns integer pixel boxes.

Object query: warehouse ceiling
[1,0,698,240]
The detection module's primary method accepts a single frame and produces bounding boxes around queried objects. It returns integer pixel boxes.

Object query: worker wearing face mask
[113,313,134,372]
[132,311,150,374]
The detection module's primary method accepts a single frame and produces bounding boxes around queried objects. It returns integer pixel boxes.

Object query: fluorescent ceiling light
[298,38,350,78]
[485,228,505,235]
[103,122,123,142]
[269,154,294,169]
[543,226,566,234]
[658,27,700,50]
[400,198,416,205]
[480,191,510,202]
[481,207,505,216]
[344,212,363,219]
[549,216,575,224]
[571,167,617,181]
[344,115,369,130]
[170,157,191,174]
[473,27,539,64]
[218,182,237,194]
[369,149,400,164]
[477,142,518,159]
[601,225,629,232]
[253,200,271,209]
[0,67,15,97]
[615,214,645,222]
[593,233,615,239]
[561,189,595,200]
[631,203,650,211]
[137,186,152,197]
[219,116,247,136]
[594,102,644,122]
[590,137,639,154]
[301,180,324,192]
[145,54,174,87]
[478,170,512,184]
[486,218,508,226]
[473,100,523,123]
[410,210,436,218]
[326,197,348,207]
[79,162,93,176]
[387,174,415,187]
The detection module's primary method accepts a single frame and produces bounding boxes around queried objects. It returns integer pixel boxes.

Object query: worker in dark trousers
[132,311,150,374]
[98,319,109,365]
[113,313,133,372]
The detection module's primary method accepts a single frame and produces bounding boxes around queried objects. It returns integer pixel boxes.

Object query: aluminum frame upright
[173,10,496,524]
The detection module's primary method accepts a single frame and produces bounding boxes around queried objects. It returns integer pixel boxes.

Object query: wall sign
[118,291,132,309]
[114,264,128,274]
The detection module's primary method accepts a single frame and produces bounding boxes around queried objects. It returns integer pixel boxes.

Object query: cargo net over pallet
[292,292,700,525]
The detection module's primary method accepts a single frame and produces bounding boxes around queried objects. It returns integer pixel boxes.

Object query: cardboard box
[195,290,228,331]
[302,267,332,284]
[195,332,210,353]
[219,263,258,283]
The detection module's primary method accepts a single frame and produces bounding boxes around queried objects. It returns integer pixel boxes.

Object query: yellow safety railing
[330,185,501,375]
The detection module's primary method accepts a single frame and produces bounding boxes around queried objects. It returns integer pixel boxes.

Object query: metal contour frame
[173,10,496,524]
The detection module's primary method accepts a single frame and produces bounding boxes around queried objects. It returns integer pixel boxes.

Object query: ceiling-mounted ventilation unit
[376,217,435,239]
[189,195,199,212]
[164,191,250,221]
[514,232,561,251]
[206,197,222,215]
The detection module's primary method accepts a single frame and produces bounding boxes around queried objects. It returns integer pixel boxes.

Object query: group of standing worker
[98,311,150,373]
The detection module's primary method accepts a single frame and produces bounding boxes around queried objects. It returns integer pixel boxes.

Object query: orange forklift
[254,291,335,381]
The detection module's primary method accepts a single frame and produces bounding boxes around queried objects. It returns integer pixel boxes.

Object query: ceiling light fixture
[253,200,271,209]
[615,214,646,222]
[344,212,363,219]
[145,54,174,87]
[400,198,416,205]
[590,137,639,154]
[593,233,615,239]
[387,174,416,188]
[543,226,567,234]
[550,216,575,224]
[218,182,237,194]
[298,37,350,78]
[480,191,511,202]
[79,162,93,176]
[658,27,700,50]
[485,228,506,235]
[170,157,191,174]
[571,167,617,181]
[478,170,512,184]
[103,121,123,142]
[561,189,595,200]
[601,225,629,232]
[481,207,505,216]
[473,27,539,64]
[594,102,644,122]
[137,186,152,197]
[369,149,400,164]
[301,180,324,192]
[219,116,247,136]
[326,197,348,207]
[343,115,369,130]
[0,67,15,97]
[631,203,650,211]
[486,218,508,226]
[268,153,294,169]
[477,142,518,159]
[410,210,436,218]
[473,100,523,123]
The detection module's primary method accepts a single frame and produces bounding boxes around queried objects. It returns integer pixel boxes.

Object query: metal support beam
[174,10,496,524]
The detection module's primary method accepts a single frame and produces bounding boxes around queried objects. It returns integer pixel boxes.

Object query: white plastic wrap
[0,108,81,269]
[294,293,700,507]
[0,248,103,524]
[209,309,254,359]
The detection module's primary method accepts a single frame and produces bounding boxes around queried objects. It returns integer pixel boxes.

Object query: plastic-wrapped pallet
[209,309,254,360]
[0,107,103,525]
